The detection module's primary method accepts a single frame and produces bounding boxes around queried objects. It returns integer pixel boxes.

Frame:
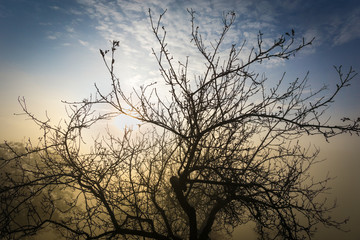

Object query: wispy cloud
[39,22,53,26]
[50,5,60,11]
[79,39,89,46]
[65,26,75,33]
[275,2,360,48]
[47,35,57,40]
[72,0,299,80]
[332,7,360,46]
[0,3,11,18]
[70,0,360,76]
[47,32,62,40]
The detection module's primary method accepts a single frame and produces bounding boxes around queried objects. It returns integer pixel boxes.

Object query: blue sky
[1,0,360,121]
[1,0,360,239]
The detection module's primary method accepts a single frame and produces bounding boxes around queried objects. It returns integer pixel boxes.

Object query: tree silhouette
[1,9,359,240]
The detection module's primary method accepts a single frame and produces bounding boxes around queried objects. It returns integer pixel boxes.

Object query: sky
[0,0,360,239]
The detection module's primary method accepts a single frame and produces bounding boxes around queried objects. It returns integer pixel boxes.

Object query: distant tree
[0,142,71,239]
[1,9,359,240]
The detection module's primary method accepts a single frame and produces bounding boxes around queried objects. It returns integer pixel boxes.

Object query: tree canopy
[1,9,359,240]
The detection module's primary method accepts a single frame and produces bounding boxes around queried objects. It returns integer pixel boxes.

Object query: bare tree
[1,9,359,240]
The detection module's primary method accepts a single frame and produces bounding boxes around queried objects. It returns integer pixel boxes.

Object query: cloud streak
[60,0,360,83]
[72,0,321,66]
[331,7,360,46]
